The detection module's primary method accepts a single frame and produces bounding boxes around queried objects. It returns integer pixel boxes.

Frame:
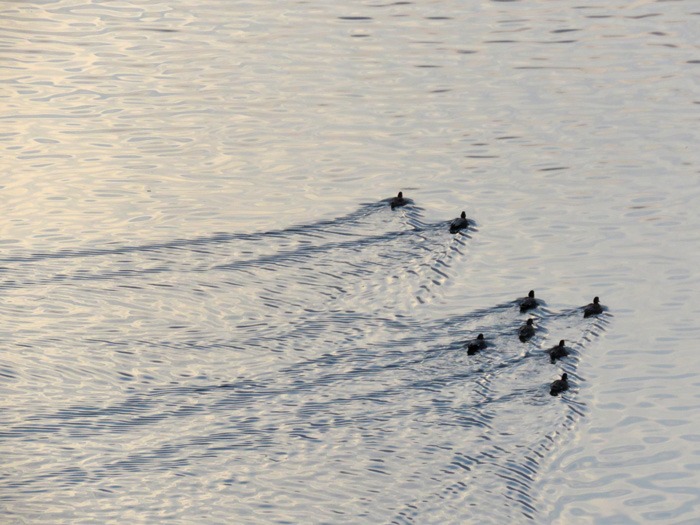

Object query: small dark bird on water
[583,296,603,318]
[550,373,569,396]
[548,339,569,364]
[466,333,487,355]
[519,290,538,313]
[449,211,469,234]
[390,191,407,210]
[519,318,535,342]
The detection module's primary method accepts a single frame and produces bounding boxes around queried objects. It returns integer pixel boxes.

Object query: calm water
[2,0,699,523]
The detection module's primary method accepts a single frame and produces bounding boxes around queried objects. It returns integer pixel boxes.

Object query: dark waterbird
[548,339,569,364]
[519,290,538,313]
[449,211,469,234]
[550,373,569,396]
[583,296,603,318]
[466,333,487,355]
[518,318,535,342]
[390,191,407,210]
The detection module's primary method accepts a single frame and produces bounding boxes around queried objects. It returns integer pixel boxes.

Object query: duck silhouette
[518,318,535,342]
[449,211,469,234]
[550,373,569,396]
[466,333,487,355]
[390,191,407,210]
[583,296,603,318]
[519,290,538,313]
[548,339,569,364]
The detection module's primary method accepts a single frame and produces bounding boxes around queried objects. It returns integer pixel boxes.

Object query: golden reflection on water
[2,0,699,523]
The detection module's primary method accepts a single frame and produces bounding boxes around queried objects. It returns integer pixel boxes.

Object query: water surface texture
[2,1,699,523]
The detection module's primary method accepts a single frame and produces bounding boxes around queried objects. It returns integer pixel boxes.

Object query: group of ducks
[388,192,606,397]
[464,291,605,396]
[389,191,471,234]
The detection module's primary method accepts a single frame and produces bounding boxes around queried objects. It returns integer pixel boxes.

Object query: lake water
[2,0,699,523]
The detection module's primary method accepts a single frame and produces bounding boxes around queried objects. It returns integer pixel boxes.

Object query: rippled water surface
[2,1,699,523]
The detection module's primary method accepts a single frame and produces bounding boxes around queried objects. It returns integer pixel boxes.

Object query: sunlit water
[2,1,699,523]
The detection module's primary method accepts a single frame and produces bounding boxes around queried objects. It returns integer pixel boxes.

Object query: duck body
[548,339,569,364]
[449,211,469,234]
[390,191,407,210]
[518,318,535,342]
[584,296,603,318]
[466,333,487,355]
[550,373,569,396]
[519,290,538,313]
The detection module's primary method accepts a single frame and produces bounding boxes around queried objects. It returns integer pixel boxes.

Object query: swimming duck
[518,318,535,342]
[466,333,487,355]
[449,211,469,234]
[519,290,538,313]
[548,339,569,364]
[550,373,569,396]
[583,296,603,318]
[390,191,406,210]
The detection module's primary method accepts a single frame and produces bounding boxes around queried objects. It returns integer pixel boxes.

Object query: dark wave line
[0,209,445,291]
[212,228,422,272]
[0,201,426,264]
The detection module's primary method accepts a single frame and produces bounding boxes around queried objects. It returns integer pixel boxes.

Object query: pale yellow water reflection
[2,0,699,523]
